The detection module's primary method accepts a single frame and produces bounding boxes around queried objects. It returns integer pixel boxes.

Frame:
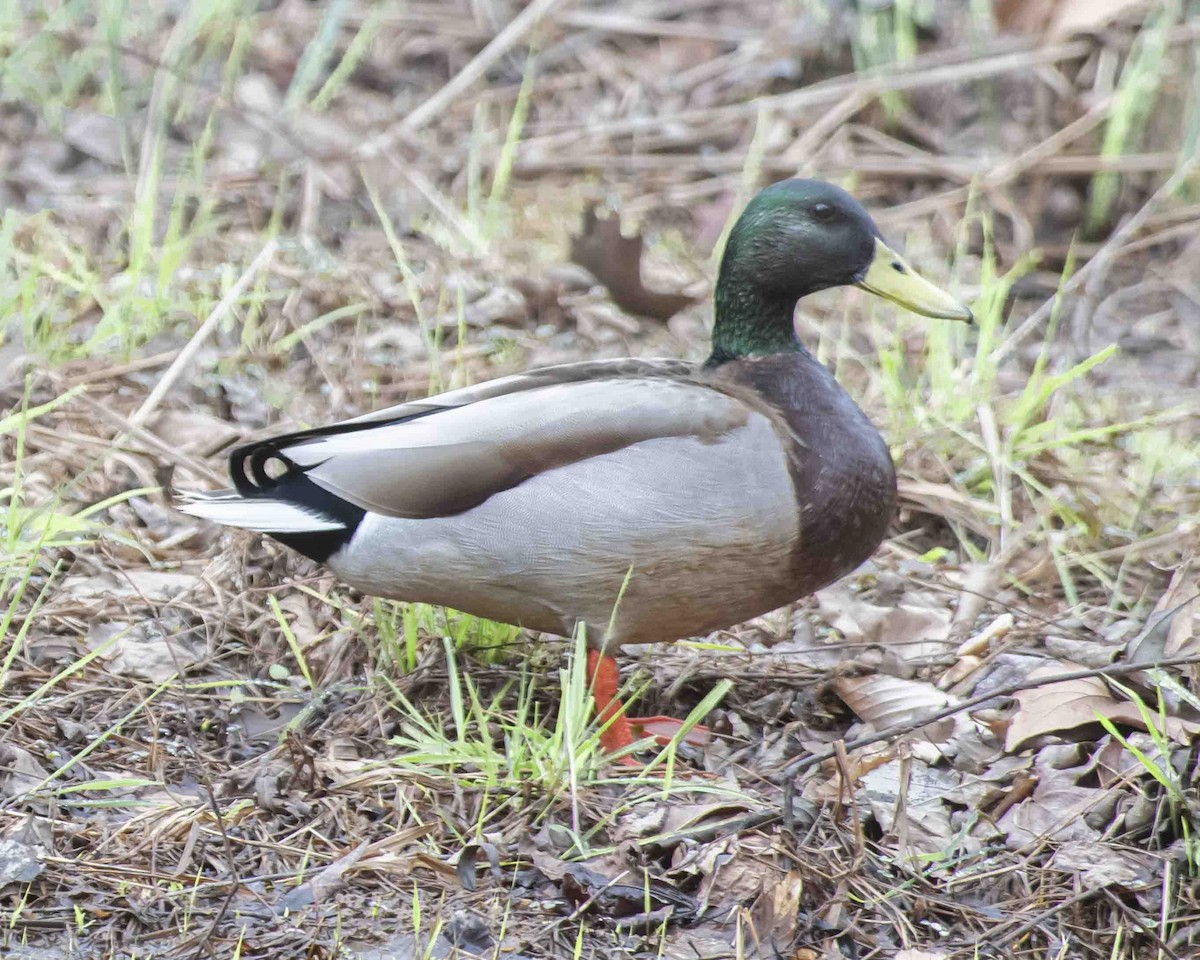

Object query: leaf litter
[2,1,1200,958]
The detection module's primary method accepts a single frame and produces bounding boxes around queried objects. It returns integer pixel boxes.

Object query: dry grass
[2,1,1200,958]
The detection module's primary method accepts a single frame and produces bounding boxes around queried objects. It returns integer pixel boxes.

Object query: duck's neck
[706,268,806,367]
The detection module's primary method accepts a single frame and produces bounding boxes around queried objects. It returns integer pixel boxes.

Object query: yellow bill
[856,237,973,323]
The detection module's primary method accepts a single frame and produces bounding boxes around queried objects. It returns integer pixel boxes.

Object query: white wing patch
[178,495,345,533]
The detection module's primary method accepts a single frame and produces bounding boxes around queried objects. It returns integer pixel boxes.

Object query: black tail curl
[226,438,365,563]
[230,440,298,495]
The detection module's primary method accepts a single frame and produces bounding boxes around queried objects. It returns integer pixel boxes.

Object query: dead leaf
[803,741,897,802]
[569,206,696,321]
[895,951,950,960]
[561,862,700,924]
[0,745,51,799]
[834,674,955,739]
[999,779,1103,847]
[1044,634,1118,667]
[817,582,952,665]
[1125,560,1200,665]
[66,569,206,604]
[998,745,1127,848]
[956,613,1013,658]
[456,842,502,892]
[435,286,527,329]
[613,800,756,846]
[0,837,42,887]
[277,841,369,911]
[150,410,240,457]
[679,833,775,910]
[748,869,804,954]
[949,562,1004,636]
[1004,662,1200,752]
[62,111,124,166]
[941,754,1033,810]
[1050,838,1155,888]
[88,618,204,682]
[863,759,965,859]
[993,0,1147,36]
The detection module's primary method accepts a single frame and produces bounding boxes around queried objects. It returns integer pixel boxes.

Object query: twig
[1100,888,1184,960]
[992,884,1104,950]
[359,0,572,155]
[995,152,1200,364]
[555,9,756,43]
[128,239,278,430]
[521,36,1093,149]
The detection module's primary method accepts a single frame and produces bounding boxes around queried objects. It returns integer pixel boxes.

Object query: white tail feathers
[177,491,345,533]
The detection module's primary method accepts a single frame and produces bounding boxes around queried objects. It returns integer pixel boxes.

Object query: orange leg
[586,651,712,757]
[586,650,637,755]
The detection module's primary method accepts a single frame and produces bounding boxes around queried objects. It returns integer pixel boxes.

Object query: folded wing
[227,360,757,521]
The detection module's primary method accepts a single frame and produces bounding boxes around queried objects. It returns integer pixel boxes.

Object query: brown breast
[711,352,897,594]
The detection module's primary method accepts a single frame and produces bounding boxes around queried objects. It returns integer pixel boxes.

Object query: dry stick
[1100,888,1184,960]
[516,149,1185,177]
[70,392,226,485]
[128,239,278,430]
[555,9,757,43]
[523,36,1091,149]
[643,653,1200,848]
[994,152,1200,364]
[990,885,1110,953]
[877,98,1116,227]
[383,155,488,256]
[981,95,1114,188]
[528,19,1200,150]
[359,0,573,156]
[788,92,868,177]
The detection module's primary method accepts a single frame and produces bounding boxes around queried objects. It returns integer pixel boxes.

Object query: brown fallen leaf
[276,841,369,911]
[834,674,955,736]
[993,0,1147,37]
[0,836,43,887]
[999,780,1105,848]
[612,800,756,846]
[1125,559,1200,665]
[1004,662,1200,752]
[863,759,965,860]
[65,569,207,604]
[817,581,953,665]
[748,869,804,957]
[87,618,204,683]
[569,206,696,321]
[680,833,776,911]
[561,863,700,924]
[1050,838,1156,889]
[62,110,124,166]
[0,745,51,800]
[434,286,528,330]
[151,410,241,457]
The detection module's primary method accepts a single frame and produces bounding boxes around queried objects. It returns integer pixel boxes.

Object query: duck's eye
[811,202,837,223]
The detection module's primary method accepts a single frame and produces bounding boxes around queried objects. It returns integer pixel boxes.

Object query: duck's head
[712,179,972,361]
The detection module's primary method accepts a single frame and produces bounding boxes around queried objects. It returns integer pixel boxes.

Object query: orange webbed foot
[626,715,712,747]
[586,651,712,762]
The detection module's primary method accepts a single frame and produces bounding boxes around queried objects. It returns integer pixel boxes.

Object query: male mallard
[180,179,971,755]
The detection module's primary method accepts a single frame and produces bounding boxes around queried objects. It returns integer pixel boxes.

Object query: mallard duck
[180,179,971,755]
